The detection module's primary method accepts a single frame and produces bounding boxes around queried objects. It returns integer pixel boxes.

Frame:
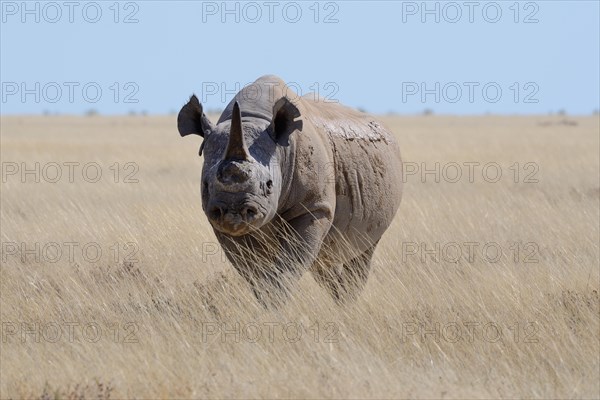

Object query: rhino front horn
[224,101,250,161]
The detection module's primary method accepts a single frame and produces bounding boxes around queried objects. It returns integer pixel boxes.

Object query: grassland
[0,114,598,398]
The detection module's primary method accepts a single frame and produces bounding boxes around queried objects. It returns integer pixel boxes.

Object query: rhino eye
[266,180,273,189]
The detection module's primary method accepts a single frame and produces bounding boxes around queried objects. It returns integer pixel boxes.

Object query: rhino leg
[246,269,298,309]
[220,211,332,308]
[218,233,297,309]
[252,212,332,308]
[312,243,376,304]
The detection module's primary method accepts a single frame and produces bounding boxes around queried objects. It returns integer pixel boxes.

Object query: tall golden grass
[1,114,598,398]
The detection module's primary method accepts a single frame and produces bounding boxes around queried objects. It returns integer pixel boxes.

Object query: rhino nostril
[242,205,258,220]
[209,206,224,220]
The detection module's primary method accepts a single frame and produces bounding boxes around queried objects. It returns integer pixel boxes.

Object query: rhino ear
[177,94,214,138]
[269,97,303,145]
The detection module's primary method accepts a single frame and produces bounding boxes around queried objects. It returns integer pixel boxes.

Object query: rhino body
[178,75,402,305]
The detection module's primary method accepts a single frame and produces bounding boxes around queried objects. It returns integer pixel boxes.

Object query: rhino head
[178,95,302,236]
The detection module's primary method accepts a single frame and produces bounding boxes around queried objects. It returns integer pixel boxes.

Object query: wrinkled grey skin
[178,75,402,306]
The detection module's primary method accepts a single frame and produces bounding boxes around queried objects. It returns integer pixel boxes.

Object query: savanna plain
[0,113,598,399]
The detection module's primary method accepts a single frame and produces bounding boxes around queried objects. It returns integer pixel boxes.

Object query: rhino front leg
[312,242,377,304]
[255,210,332,307]
[249,210,332,308]
[218,209,332,308]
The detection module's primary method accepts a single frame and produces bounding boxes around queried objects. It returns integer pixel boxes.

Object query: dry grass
[0,114,598,399]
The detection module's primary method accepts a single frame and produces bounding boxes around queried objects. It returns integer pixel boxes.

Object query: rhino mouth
[211,215,263,236]
[206,201,266,236]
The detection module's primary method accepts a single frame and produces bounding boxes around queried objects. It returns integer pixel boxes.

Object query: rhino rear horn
[177,94,214,138]
[223,101,250,161]
[269,97,303,145]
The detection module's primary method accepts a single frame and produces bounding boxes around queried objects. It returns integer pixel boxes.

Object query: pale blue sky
[1,1,599,115]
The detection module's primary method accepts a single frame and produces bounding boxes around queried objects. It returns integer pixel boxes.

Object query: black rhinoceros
[178,75,402,306]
